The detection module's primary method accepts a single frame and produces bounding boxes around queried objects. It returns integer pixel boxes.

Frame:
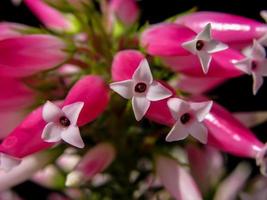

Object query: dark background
[1,0,267,199]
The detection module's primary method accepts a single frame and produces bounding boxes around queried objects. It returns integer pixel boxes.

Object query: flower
[110,59,172,121]
[182,23,228,74]
[166,98,213,144]
[41,101,85,148]
[233,40,267,95]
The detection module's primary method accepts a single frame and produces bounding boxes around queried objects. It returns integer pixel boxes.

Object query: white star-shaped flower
[110,59,172,121]
[166,98,213,144]
[182,23,229,74]
[233,40,267,95]
[42,101,85,148]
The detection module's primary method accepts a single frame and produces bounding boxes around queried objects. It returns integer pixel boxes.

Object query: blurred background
[0,0,267,199]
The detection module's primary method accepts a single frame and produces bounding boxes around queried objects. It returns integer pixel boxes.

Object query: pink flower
[166,98,213,144]
[0,22,28,41]
[65,143,116,187]
[156,155,203,200]
[110,59,172,121]
[0,75,109,171]
[0,35,68,77]
[175,11,267,49]
[24,0,76,31]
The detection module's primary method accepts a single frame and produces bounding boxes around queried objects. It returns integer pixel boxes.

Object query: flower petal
[0,153,21,172]
[146,81,172,101]
[165,121,188,142]
[197,51,212,74]
[252,72,263,95]
[196,23,211,41]
[188,122,208,144]
[61,126,84,148]
[42,101,63,122]
[41,122,62,143]
[132,59,153,84]
[167,98,190,120]
[132,96,150,121]
[251,40,266,60]
[206,40,228,54]
[233,58,252,74]
[190,101,213,122]
[182,39,197,54]
[109,80,134,99]
[62,102,84,125]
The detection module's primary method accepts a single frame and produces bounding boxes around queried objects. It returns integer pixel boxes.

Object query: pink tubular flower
[155,155,203,200]
[0,22,29,41]
[0,75,109,171]
[24,0,76,32]
[0,35,68,77]
[65,143,116,187]
[175,11,267,49]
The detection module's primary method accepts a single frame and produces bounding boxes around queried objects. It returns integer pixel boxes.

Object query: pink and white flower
[166,98,213,144]
[182,23,228,73]
[42,101,85,148]
[110,59,172,121]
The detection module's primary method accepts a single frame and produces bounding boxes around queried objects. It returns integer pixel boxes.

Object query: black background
[1,0,267,199]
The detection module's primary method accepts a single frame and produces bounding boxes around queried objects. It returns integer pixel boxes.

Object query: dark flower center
[196,40,205,51]
[135,82,147,93]
[59,116,71,127]
[251,60,258,70]
[180,113,191,124]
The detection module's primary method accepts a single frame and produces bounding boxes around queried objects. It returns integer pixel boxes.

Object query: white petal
[110,80,134,99]
[42,101,63,122]
[252,72,264,95]
[197,51,212,74]
[182,39,197,54]
[132,96,150,121]
[233,58,252,74]
[188,122,208,144]
[258,60,267,76]
[258,33,267,46]
[146,81,172,101]
[61,126,84,148]
[190,101,213,122]
[165,121,188,142]
[132,59,153,84]
[260,10,267,22]
[251,40,266,60]
[41,122,62,143]
[167,98,190,120]
[0,153,21,172]
[62,102,84,125]
[206,40,228,54]
[196,23,212,41]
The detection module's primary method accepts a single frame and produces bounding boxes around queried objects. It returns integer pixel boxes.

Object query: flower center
[59,116,71,127]
[196,40,205,51]
[135,82,147,93]
[251,60,258,70]
[180,113,191,124]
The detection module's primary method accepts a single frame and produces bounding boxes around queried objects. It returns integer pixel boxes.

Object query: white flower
[233,40,267,95]
[182,23,228,74]
[166,98,213,144]
[41,101,85,148]
[110,59,172,121]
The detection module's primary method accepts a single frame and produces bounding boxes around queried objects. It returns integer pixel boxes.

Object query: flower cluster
[0,0,267,199]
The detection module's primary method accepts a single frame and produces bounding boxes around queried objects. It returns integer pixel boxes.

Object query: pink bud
[24,0,74,31]
[156,155,203,200]
[0,35,68,77]
[0,22,29,41]
[175,11,267,49]
[65,143,116,187]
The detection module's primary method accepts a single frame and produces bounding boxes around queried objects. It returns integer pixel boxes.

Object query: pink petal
[190,101,213,122]
[42,101,63,122]
[141,23,196,56]
[61,126,84,148]
[62,102,84,125]
[111,50,145,81]
[41,122,62,143]
[63,75,110,126]
[196,23,211,41]
[156,155,202,200]
[109,80,134,99]
[188,122,208,144]
[252,72,263,95]
[206,40,228,54]
[132,96,150,121]
[132,59,153,84]
[0,35,67,77]
[165,122,188,142]
[197,51,212,74]
[146,81,172,101]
